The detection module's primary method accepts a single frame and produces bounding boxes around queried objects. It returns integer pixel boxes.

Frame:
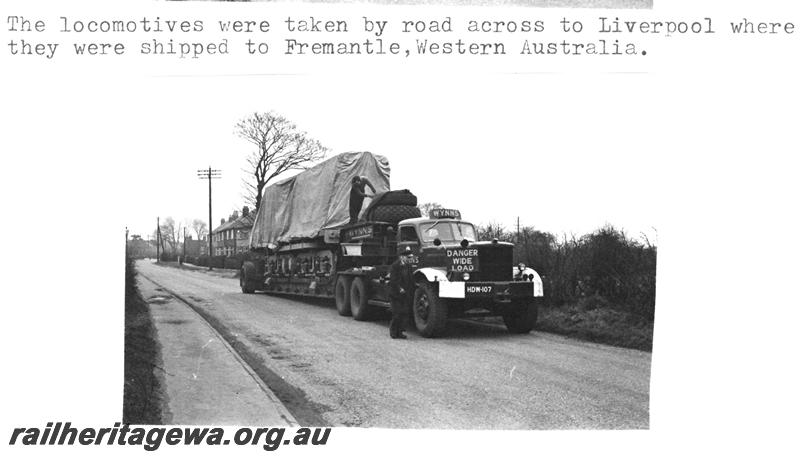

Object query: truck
[239,152,544,337]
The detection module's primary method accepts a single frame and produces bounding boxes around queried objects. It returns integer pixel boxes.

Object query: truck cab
[390,209,544,337]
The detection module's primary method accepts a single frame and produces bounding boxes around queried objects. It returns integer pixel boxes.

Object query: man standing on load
[348,176,376,224]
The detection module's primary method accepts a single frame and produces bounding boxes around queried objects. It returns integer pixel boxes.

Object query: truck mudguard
[414,267,448,283]
[514,267,545,298]
[414,267,464,299]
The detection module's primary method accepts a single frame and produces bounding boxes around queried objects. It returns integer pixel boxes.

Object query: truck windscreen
[421,222,477,243]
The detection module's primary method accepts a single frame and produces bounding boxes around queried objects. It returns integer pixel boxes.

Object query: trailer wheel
[350,277,371,321]
[240,262,258,294]
[503,300,538,334]
[335,276,352,316]
[413,282,448,337]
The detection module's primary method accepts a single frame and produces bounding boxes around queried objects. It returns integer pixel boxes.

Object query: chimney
[242,206,250,217]
[231,210,239,220]
[220,218,226,225]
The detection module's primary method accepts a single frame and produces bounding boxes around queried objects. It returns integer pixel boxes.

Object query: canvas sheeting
[249,152,390,248]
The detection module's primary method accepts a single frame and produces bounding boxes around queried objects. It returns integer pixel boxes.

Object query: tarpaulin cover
[249,152,390,248]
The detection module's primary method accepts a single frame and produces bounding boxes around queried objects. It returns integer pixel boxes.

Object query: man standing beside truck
[388,246,414,339]
[348,176,376,224]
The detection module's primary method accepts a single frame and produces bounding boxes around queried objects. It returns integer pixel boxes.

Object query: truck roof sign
[430,208,461,219]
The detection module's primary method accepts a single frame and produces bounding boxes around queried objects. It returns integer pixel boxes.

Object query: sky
[118,72,660,243]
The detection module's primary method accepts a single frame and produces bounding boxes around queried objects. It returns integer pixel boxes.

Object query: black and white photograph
[120,89,658,428]
[3,0,799,460]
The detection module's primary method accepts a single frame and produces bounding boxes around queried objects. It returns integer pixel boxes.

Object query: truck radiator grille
[477,246,512,281]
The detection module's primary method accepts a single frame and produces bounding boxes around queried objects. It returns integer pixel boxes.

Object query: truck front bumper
[437,280,544,300]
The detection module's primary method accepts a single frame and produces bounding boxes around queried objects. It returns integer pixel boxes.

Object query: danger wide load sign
[446,248,479,272]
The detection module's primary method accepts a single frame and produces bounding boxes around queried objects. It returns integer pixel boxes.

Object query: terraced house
[212,207,254,256]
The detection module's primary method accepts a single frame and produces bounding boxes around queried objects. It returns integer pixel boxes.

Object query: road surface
[137,260,650,429]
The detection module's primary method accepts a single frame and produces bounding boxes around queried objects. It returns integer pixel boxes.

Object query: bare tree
[418,202,443,218]
[236,112,327,211]
[476,222,510,241]
[159,217,177,254]
[154,218,176,255]
[191,218,208,240]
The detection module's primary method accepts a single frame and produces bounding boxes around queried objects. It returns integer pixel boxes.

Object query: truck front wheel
[350,277,371,321]
[335,276,352,316]
[503,300,538,334]
[413,282,448,337]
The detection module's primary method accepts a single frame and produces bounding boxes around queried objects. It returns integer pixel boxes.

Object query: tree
[418,202,443,218]
[157,217,177,254]
[515,226,557,272]
[191,218,208,240]
[476,222,511,241]
[236,112,327,211]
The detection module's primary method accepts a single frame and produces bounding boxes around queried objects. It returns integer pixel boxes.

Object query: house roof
[212,213,254,234]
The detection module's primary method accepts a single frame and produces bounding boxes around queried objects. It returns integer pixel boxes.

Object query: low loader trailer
[239,152,544,337]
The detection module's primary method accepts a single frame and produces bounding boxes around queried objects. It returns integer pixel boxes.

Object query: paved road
[137,260,650,429]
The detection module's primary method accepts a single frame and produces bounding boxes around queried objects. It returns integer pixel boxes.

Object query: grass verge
[536,296,653,351]
[123,257,165,424]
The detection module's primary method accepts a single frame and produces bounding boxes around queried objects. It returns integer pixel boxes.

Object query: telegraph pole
[156,216,160,263]
[182,227,186,265]
[197,167,221,270]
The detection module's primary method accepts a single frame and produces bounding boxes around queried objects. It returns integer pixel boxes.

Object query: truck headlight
[463,273,470,281]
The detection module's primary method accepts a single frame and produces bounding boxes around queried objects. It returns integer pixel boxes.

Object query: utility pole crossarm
[197,167,221,270]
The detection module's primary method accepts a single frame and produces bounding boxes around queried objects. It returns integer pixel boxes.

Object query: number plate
[465,284,494,296]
